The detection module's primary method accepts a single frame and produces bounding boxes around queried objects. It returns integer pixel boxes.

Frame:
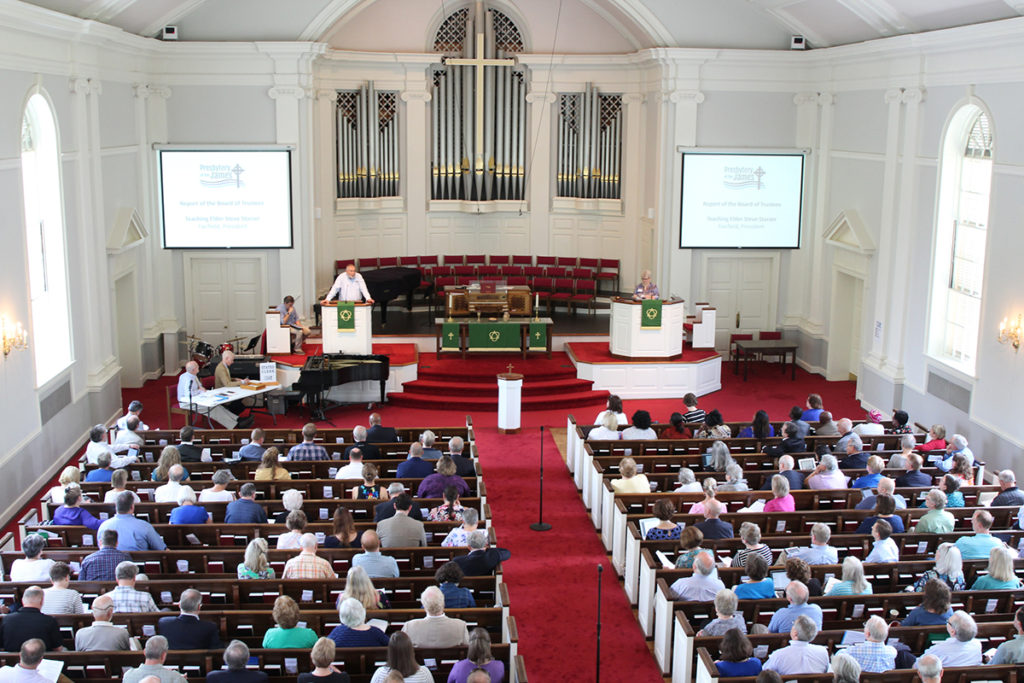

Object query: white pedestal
[497,373,523,434]
[609,299,685,358]
[691,305,716,349]
[322,303,372,354]
[266,311,291,354]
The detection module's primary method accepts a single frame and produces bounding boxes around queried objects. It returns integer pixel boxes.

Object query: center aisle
[473,426,664,682]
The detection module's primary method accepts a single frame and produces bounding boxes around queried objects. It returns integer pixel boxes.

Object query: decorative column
[313,88,339,293]
[782,92,821,329]
[401,87,431,256]
[525,91,556,253]
[662,90,704,303]
[805,92,834,329]
[620,92,644,293]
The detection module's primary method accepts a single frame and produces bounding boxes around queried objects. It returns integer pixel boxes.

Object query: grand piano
[293,353,390,420]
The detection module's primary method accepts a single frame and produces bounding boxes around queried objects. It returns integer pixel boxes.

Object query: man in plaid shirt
[286,423,330,461]
[282,533,336,579]
[845,615,897,672]
[103,561,158,613]
[78,529,132,581]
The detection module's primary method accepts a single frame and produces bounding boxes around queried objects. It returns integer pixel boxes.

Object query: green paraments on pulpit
[441,322,461,349]
[528,322,547,349]
[641,299,662,329]
[468,322,520,350]
[337,302,356,331]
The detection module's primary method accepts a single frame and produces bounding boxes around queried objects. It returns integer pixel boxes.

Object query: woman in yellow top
[610,456,651,493]
[254,447,291,481]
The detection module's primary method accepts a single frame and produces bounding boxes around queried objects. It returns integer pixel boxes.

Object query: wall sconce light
[998,314,1023,351]
[1,315,29,357]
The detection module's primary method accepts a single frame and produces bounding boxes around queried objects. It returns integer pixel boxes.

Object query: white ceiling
[15,0,1024,49]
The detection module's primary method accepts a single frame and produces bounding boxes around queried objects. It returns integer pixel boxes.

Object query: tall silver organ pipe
[336,82,400,199]
[556,84,622,200]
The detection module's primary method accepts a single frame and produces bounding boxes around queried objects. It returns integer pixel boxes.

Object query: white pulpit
[265,310,291,354]
[609,298,685,358]
[497,372,523,434]
[322,302,372,354]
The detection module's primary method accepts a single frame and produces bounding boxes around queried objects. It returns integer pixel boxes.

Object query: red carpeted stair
[388,352,610,411]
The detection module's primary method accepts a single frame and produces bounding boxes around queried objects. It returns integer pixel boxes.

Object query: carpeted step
[416,366,578,384]
[401,377,597,397]
[387,387,609,411]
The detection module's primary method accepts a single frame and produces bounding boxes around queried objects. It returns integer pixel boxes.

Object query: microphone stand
[596,563,603,682]
[530,425,551,531]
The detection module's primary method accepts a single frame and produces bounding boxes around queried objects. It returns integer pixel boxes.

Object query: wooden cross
[506,363,514,374]
[445,31,515,174]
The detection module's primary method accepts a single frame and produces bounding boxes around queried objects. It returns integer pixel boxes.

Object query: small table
[191,382,281,426]
[734,340,799,381]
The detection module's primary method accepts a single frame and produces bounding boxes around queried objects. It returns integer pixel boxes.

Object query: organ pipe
[556,84,622,200]
[336,82,399,199]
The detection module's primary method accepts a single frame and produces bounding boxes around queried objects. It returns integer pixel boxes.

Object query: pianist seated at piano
[321,263,374,306]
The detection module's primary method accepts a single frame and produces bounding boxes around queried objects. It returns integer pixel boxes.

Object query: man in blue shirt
[768,581,823,633]
[851,456,884,489]
[956,509,1006,559]
[224,483,268,524]
[85,452,115,482]
[277,295,310,353]
[937,434,974,472]
[97,491,167,551]
[238,428,267,461]
[78,529,132,581]
[786,523,838,565]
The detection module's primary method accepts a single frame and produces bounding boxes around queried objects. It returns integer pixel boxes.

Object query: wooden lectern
[321,302,372,354]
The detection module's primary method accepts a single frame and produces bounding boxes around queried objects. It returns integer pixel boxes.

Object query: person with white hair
[767,581,823,633]
[696,589,747,636]
[733,522,773,567]
[587,411,622,441]
[694,499,734,539]
[913,489,955,534]
[765,474,795,512]
[805,454,848,490]
[844,616,896,672]
[401,586,469,648]
[199,469,236,503]
[992,470,1024,507]
[970,546,1022,590]
[327,597,389,647]
[168,486,209,524]
[207,640,268,683]
[825,556,871,596]
[786,523,838,565]
[272,488,304,524]
[939,433,974,470]
[674,467,702,493]
[419,430,443,460]
[610,456,650,493]
[856,476,907,510]
[705,440,733,472]
[632,269,659,300]
[177,360,241,429]
[11,536,55,583]
[911,543,965,592]
[446,435,476,477]
[669,551,725,601]
[830,651,862,683]
[282,533,337,580]
[763,615,829,674]
[831,417,854,453]
[887,433,916,470]
[719,463,749,492]
[442,507,480,547]
[758,454,804,492]
[453,530,511,576]
[837,433,869,469]
[122,636,187,683]
[917,610,982,667]
[915,654,942,683]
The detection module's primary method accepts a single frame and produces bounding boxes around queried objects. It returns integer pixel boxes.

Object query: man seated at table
[213,351,254,428]
[177,361,240,429]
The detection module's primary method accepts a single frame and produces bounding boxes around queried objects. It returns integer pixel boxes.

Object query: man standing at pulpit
[633,269,660,300]
[322,263,374,306]
[278,295,311,353]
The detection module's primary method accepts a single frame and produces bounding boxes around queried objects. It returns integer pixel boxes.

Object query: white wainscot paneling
[333,214,407,257]
[548,214,626,263]
[425,214,528,254]
[572,356,722,399]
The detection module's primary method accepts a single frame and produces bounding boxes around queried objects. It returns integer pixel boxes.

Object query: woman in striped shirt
[41,562,84,614]
[733,522,773,568]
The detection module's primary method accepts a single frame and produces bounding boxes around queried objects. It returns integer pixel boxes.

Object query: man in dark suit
[176,425,203,463]
[446,436,477,478]
[366,412,399,443]
[374,484,425,522]
[0,587,63,652]
[396,443,434,479]
[157,589,222,650]
[453,530,511,576]
[693,499,734,539]
[895,453,933,488]
[837,433,870,470]
[344,425,380,460]
[759,454,804,491]
[207,640,268,683]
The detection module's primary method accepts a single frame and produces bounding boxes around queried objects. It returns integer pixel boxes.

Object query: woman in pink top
[764,474,795,512]
[805,454,849,490]
[689,477,718,515]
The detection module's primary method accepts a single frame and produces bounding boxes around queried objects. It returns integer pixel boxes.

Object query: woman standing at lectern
[633,270,660,299]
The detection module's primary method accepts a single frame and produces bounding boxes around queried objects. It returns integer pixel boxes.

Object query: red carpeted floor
[14,354,864,681]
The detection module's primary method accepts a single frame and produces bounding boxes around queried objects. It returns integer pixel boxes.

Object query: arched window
[927,103,993,375]
[21,92,72,386]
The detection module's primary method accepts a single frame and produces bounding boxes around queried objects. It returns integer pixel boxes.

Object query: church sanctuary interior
[4,0,1024,681]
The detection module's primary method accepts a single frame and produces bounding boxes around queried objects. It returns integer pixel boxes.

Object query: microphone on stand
[530,425,551,532]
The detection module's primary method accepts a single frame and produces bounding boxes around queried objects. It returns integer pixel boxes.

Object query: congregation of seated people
[0,409,511,683]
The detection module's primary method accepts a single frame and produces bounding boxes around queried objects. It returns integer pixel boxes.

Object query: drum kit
[187,336,246,368]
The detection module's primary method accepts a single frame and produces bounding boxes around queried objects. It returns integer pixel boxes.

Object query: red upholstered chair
[489,255,511,265]
[557,256,578,268]
[499,265,524,277]
[465,254,486,265]
[358,257,379,269]
[579,257,599,270]
[453,265,477,278]
[596,258,620,295]
[729,333,754,361]
[532,277,554,314]
[418,255,439,267]
[398,256,418,267]
[522,266,544,277]
[378,256,398,267]
[545,266,567,278]
[570,279,597,315]
[759,331,782,340]
[512,254,533,265]
[571,267,593,279]
[476,265,500,276]
[507,275,529,286]
[335,259,355,276]
[536,256,556,266]
[431,265,453,277]
[443,254,464,266]
[549,278,575,314]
